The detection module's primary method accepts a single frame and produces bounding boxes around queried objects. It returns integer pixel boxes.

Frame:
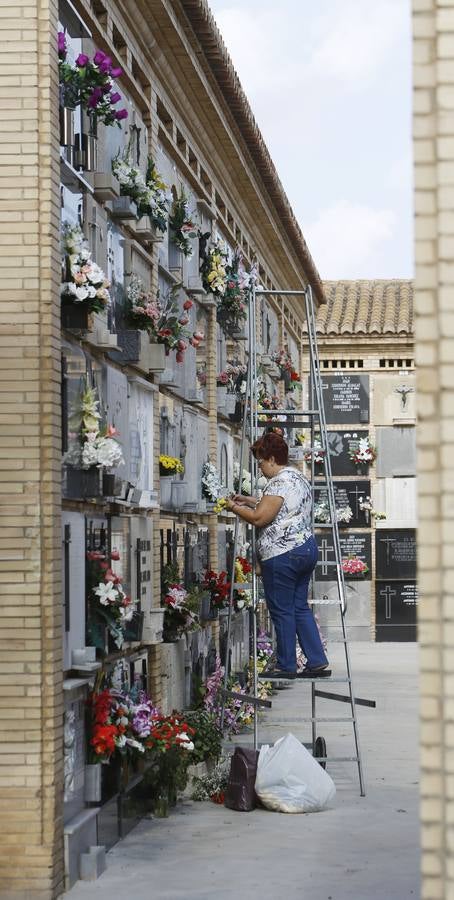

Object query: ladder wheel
[314,736,327,769]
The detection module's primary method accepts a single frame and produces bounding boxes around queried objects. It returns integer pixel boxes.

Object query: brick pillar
[0,1,63,896]
[413,1,453,896]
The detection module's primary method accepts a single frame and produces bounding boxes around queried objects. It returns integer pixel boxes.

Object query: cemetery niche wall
[375,529,417,641]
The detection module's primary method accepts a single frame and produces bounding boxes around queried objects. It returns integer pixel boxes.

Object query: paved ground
[67,643,420,900]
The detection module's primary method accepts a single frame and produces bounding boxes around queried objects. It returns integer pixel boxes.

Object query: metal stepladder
[220,283,375,797]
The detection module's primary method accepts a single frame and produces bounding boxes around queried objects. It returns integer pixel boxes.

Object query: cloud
[210,0,409,94]
[303,204,397,279]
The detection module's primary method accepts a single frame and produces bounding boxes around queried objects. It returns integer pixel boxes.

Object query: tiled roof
[311,280,413,336]
[179,0,325,304]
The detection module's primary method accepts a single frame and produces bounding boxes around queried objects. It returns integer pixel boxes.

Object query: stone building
[0,0,323,895]
[309,280,416,643]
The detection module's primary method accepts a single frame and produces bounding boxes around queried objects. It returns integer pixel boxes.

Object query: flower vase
[224,394,237,415]
[153,794,169,818]
[200,594,218,620]
[217,386,227,411]
[356,464,367,476]
[160,475,173,508]
[84,764,102,803]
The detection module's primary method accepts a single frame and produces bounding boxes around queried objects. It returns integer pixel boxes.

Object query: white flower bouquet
[61,223,110,313]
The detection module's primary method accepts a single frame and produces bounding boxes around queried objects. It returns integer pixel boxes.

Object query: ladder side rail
[306,285,365,796]
[304,287,348,616]
[220,354,251,731]
[249,283,260,751]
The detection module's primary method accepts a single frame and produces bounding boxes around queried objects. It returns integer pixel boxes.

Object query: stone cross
[380,585,397,620]
[379,536,395,566]
[347,484,365,518]
[319,538,335,576]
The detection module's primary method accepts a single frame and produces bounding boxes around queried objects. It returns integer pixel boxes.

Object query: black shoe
[297,666,332,679]
[259,668,296,680]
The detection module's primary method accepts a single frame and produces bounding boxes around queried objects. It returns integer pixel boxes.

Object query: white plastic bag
[255,732,336,813]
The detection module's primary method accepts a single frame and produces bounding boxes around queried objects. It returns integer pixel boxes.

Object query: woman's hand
[226,494,283,527]
[231,494,257,508]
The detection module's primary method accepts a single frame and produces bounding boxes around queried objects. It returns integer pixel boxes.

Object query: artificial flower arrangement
[58,32,128,125]
[112,150,170,231]
[203,654,254,734]
[215,249,248,333]
[257,386,281,411]
[63,380,124,471]
[271,348,301,387]
[295,431,306,447]
[162,584,199,637]
[342,557,369,576]
[86,548,136,650]
[196,364,207,387]
[168,188,198,257]
[314,500,354,525]
[61,223,110,313]
[233,462,267,496]
[304,438,325,466]
[126,276,204,362]
[217,362,248,393]
[161,562,200,640]
[201,461,226,502]
[201,568,231,611]
[200,240,228,297]
[349,435,377,466]
[233,556,253,611]
[358,496,386,521]
[159,454,184,476]
[86,682,196,810]
[191,757,230,804]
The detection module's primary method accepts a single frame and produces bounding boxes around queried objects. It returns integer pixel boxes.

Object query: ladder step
[271,717,356,724]
[295,677,351,683]
[312,756,360,763]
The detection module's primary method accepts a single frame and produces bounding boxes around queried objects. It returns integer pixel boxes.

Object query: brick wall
[0,0,63,896]
[413,1,454,896]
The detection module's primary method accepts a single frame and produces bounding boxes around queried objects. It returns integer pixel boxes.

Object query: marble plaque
[311,580,371,639]
[375,529,417,580]
[106,220,125,334]
[128,378,154,492]
[376,426,416,477]
[62,511,86,671]
[374,478,417,529]
[325,430,370,476]
[315,532,371,581]
[314,480,371,528]
[106,367,129,478]
[130,517,153,613]
[375,580,418,642]
[319,374,370,424]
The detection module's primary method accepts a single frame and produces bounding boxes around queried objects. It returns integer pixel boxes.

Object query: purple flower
[87,87,103,109]
[99,56,112,74]
[76,53,89,67]
[93,49,106,66]
[101,83,111,94]
[58,31,67,58]
[110,91,121,104]
[115,108,128,120]
[111,66,123,79]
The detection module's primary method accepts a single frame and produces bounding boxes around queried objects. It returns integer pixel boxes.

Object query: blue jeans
[261,537,328,672]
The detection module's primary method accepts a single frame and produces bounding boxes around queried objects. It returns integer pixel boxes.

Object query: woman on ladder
[225,432,330,679]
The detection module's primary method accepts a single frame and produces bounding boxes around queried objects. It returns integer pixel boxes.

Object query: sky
[208,0,414,281]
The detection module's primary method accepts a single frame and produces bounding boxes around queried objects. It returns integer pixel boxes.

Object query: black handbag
[224,746,260,812]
